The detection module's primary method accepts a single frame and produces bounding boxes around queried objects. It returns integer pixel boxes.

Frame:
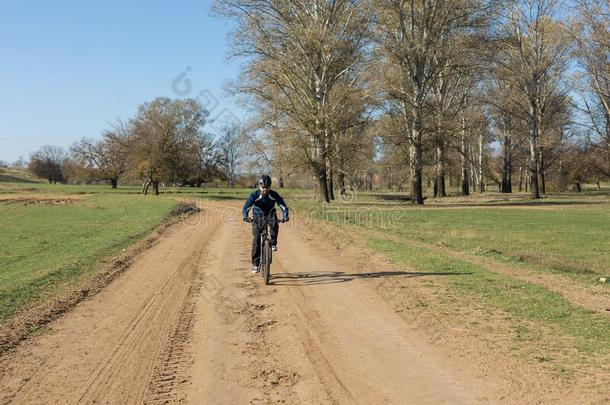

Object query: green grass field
[310,199,610,277]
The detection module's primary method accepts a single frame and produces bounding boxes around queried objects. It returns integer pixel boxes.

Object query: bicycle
[246,215,285,285]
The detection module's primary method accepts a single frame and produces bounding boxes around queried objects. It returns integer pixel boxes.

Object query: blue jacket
[243,189,289,220]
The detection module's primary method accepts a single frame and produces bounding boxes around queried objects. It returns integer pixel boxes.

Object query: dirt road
[0,200,569,404]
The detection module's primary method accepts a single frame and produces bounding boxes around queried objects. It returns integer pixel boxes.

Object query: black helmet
[258,175,272,187]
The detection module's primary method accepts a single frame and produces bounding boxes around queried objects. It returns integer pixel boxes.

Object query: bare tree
[71,121,130,188]
[215,0,372,202]
[573,0,610,180]
[180,133,224,187]
[28,145,68,184]
[373,0,489,203]
[246,110,303,188]
[218,124,248,188]
[492,0,572,198]
[487,79,526,193]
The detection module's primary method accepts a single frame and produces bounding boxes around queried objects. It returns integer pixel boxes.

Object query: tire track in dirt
[78,250,197,403]
[269,233,486,404]
[143,280,200,404]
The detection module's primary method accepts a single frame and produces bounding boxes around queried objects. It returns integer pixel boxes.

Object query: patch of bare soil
[0,195,81,205]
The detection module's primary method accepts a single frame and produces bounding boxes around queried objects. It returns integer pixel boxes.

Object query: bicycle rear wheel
[262,239,271,285]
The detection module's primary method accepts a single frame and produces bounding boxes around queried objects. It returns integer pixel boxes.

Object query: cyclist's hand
[243,217,251,223]
[282,217,289,223]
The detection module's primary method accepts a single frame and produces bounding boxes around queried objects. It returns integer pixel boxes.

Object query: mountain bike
[247,215,284,285]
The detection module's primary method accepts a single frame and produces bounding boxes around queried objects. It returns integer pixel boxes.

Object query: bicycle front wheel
[262,239,271,285]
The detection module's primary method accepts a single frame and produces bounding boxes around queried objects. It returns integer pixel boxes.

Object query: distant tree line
[24,98,254,194]
[214,0,610,202]
[13,1,609,201]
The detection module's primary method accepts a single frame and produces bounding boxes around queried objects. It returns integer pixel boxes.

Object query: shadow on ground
[270,270,470,286]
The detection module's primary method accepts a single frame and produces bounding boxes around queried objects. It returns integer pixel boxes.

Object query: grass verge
[369,237,610,355]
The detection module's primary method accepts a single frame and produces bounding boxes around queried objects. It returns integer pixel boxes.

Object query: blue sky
[0,0,246,162]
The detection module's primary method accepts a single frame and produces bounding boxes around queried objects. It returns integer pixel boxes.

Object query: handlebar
[244,217,287,223]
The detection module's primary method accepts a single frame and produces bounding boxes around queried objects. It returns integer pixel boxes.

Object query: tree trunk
[316,163,330,203]
[152,180,159,195]
[529,146,539,197]
[279,176,284,188]
[528,101,541,198]
[470,148,478,192]
[606,142,610,182]
[501,132,512,193]
[460,117,470,196]
[409,142,424,204]
[328,165,335,200]
[461,164,470,196]
[338,171,346,195]
[434,139,446,197]
[478,130,485,193]
[111,178,118,189]
[539,148,546,195]
[409,115,424,204]
[434,175,446,198]
[142,180,151,196]
[558,128,566,191]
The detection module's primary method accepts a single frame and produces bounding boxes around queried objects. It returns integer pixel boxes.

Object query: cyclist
[242,175,289,273]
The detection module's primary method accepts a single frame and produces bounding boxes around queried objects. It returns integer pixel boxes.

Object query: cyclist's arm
[274,192,289,220]
[242,192,256,219]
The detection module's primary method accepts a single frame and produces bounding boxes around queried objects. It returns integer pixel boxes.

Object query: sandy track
[0,200,523,404]
[183,203,497,404]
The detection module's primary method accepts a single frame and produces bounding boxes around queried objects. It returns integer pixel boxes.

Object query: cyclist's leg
[251,219,263,266]
[270,214,279,246]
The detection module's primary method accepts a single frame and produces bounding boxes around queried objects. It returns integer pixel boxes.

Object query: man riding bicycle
[243,175,289,274]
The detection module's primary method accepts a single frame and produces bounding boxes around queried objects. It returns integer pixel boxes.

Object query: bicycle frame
[258,216,274,285]
[250,214,283,285]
